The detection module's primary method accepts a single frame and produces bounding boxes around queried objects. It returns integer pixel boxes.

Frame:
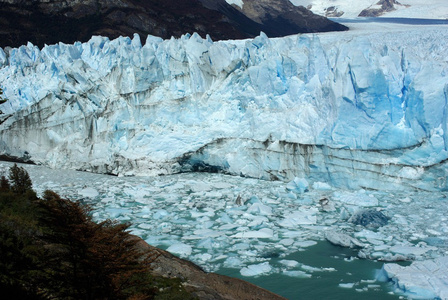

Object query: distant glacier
[1,27,448,191]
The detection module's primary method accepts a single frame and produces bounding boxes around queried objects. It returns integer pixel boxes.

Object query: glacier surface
[1,24,448,191]
[381,257,448,299]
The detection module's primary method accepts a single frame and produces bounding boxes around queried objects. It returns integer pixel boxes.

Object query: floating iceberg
[324,231,365,248]
[349,209,390,228]
[286,177,309,194]
[2,161,448,298]
[166,243,193,257]
[78,187,99,198]
[381,257,448,299]
[240,262,272,277]
[231,228,275,239]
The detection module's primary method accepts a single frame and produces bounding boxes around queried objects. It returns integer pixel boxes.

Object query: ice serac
[1,28,448,191]
[381,257,448,299]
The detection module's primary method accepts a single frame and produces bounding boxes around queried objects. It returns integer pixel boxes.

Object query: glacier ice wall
[1,29,448,190]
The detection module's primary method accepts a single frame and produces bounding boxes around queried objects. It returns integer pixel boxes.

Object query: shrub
[37,190,161,299]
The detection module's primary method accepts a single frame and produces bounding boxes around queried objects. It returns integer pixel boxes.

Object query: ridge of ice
[381,257,448,299]
[1,27,448,190]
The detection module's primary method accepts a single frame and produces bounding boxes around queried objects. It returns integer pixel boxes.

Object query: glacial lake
[219,241,407,300]
[1,161,445,299]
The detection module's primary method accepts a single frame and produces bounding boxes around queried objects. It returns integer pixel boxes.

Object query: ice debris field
[2,161,447,299]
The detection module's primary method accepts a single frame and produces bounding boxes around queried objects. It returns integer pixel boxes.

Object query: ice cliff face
[1,28,448,190]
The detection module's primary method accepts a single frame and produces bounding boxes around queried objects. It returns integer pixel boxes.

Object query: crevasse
[1,29,448,190]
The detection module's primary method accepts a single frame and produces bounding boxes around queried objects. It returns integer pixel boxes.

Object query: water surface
[219,241,405,300]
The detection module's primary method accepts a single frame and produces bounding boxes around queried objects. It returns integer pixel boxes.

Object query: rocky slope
[224,0,347,36]
[290,0,448,19]
[0,0,347,48]
[134,237,286,300]
[358,0,405,17]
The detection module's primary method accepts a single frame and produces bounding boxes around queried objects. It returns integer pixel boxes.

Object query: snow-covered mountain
[289,0,448,19]
[1,23,448,191]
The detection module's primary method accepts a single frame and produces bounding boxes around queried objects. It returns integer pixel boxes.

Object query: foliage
[37,190,161,299]
[0,165,196,299]
[8,164,33,194]
[0,176,10,192]
[0,181,43,298]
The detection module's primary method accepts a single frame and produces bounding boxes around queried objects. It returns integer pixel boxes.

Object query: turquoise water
[0,162,427,299]
[218,241,408,300]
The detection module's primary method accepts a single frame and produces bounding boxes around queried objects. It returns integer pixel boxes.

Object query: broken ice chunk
[334,190,379,207]
[279,259,300,268]
[381,257,448,299]
[278,209,318,227]
[78,187,99,198]
[339,283,355,289]
[166,243,193,257]
[240,262,272,276]
[282,270,311,278]
[223,256,242,268]
[312,181,332,190]
[325,231,365,248]
[247,202,273,215]
[389,245,436,257]
[231,228,274,239]
[295,240,318,248]
[349,209,389,228]
[286,177,309,194]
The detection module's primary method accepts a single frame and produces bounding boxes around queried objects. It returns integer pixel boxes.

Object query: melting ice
[2,161,447,299]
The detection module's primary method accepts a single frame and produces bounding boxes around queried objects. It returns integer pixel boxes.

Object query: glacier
[1,24,448,191]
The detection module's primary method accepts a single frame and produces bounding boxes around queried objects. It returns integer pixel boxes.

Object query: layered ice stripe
[380,257,448,299]
[1,28,448,189]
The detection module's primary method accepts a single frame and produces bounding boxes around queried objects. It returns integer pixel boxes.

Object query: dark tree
[8,164,33,194]
[0,178,43,298]
[0,176,10,192]
[38,190,159,299]
[0,165,192,299]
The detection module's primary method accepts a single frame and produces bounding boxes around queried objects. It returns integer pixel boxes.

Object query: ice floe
[240,262,272,277]
[381,257,448,299]
[1,161,448,298]
[324,231,365,248]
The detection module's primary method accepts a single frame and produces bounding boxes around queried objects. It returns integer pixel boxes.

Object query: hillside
[290,0,448,19]
[0,0,347,48]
